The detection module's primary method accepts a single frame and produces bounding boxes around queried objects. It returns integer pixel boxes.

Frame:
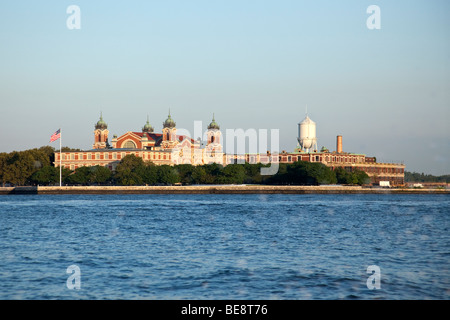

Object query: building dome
[95,113,108,130]
[299,115,315,126]
[142,116,154,133]
[163,111,176,128]
[207,114,220,130]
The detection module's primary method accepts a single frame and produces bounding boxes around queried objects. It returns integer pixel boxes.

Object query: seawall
[1,185,449,195]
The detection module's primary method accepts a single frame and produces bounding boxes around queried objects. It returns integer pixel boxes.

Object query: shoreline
[1,185,449,195]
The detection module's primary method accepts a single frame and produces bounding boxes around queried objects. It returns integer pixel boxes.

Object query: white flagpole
[59,128,62,187]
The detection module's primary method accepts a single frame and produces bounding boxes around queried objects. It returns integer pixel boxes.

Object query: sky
[0,0,449,175]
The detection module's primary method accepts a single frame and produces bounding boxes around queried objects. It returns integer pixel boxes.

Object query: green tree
[89,165,112,185]
[242,163,267,184]
[31,166,59,185]
[0,147,55,186]
[267,161,336,185]
[335,167,356,185]
[354,169,370,185]
[0,153,7,186]
[191,166,208,184]
[2,151,35,186]
[157,165,180,185]
[66,166,91,185]
[202,163,223,184]
[218,164,246,184]
[175,164,195,185]
[143,163,158,185]
[114,154,146,185]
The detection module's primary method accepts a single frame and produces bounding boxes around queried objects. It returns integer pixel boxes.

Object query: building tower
[205,114,223,164]
[161,110,178,149]
[207,114,221,146]
[93,112,109,149]
[142,115,154,133]
[297,112,318,153]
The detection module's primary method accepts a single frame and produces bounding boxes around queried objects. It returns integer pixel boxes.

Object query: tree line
[404,171,450,183]
[0,147,372,186]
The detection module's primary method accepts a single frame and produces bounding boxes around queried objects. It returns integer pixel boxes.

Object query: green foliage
[66,166,90,185]
[90,165,112,184]
[217,164,246,184]
[113,155,180,186]
[142,164,158,185]
[157,165,180,185]
[191,166,210,184]
[405,171,450,183]
[63,165,111,185]
[64,165,111,185]
[113,154,146,186]
[175,164,195,185]
[0,147,54,186]
[335,167,357,185]
[242,163,268,184]
[31,166,59,185]
[354,169,371,185]
[335,167,370,186]
[267,161,337,185]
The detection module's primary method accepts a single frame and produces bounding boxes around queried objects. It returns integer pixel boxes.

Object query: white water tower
[297,114,318,153]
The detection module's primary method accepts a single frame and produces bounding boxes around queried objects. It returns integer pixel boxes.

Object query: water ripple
[0,193,448,299]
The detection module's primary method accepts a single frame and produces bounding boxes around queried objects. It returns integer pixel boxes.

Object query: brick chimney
[337,135,343,153]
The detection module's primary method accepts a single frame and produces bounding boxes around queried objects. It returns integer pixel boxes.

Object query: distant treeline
[1,147,371,186]
[405,171,450,183]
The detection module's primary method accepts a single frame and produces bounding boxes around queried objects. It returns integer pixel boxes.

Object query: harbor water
[0,193,448,299]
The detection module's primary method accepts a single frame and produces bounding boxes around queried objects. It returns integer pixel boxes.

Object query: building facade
[56,113,224,171]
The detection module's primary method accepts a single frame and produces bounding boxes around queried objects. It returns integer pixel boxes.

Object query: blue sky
[0,0,449,175]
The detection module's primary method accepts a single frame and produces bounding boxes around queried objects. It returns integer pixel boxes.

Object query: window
[124,140,136,149]
[96,153,100,160]
[71,154,75,160]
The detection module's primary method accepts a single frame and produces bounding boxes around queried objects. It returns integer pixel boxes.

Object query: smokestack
[337,135,343,153]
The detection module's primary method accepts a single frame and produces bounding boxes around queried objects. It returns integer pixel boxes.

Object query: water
[0,193,448,300]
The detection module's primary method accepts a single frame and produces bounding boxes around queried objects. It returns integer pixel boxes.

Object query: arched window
[124,140,137,149]
[166,132,170,141]
[211,135,215,143]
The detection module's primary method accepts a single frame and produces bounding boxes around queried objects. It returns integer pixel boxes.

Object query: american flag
[50,129,61,142]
